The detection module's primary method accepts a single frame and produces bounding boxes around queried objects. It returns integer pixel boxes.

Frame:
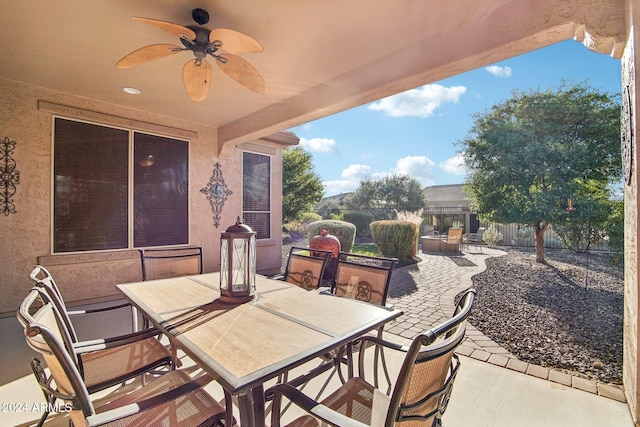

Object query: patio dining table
[117,272,403,427]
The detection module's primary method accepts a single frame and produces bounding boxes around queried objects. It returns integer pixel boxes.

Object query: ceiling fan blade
[217,54,268,94]
[116,44,182,69]
[210,29,263,53]
[183,59,213,101]
[132,17,197,40]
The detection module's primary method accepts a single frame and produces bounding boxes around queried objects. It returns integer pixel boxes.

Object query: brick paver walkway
[383,246,626,402]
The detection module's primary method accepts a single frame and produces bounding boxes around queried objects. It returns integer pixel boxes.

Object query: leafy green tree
[553,181,612,252]
[346,175,426,220]
[282,147,324,223]
[605,199,625,252]
[460,82,621,263]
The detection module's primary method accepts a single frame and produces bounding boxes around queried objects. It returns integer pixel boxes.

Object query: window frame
[241,150,272,240]
[51,116,191,254]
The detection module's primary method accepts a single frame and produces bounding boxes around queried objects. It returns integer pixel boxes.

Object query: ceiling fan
[116,8,267,101]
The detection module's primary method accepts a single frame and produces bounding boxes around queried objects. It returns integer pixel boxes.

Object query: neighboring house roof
[315,192,352,211]
[423,184,471,209]
[321,193,352,203]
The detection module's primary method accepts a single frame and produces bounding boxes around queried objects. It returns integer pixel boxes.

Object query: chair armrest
[67,301,132,316]
[266,383,369,427]
[356,335,409,353]
[73,328,164,353]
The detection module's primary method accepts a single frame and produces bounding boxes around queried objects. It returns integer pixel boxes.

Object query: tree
[282,147,324,223]
[345,175,427,220]
[460,82,621,263]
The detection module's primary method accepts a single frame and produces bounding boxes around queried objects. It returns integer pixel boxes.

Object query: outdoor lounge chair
[462,227,485,252]
[22,317,232,427]
[266,288,476,427]
[275,246,332,290]
[18,288,174,426]
[140,245,204,281]
[440,228,463,254]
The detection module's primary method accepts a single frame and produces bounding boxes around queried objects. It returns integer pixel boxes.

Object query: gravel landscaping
[469,247,624,385]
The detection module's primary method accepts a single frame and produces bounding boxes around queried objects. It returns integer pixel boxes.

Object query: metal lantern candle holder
[219,216,256,303]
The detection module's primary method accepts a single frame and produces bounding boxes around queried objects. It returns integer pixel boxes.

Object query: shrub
[605,200,624,252]
[299,212,322,225]
[306,220,356,252]
[482,226,503,247]
[395,210,423,256]
[343,211,374,237]
[370,220,418,260]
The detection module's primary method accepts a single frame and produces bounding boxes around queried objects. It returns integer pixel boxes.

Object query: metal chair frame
[18,288,173,426]
[279,246,332,290]
[140,245,204,281]
[267,289,476,427]
[462,227,485,252]
[22,319,231,427]
[30,265,140,334]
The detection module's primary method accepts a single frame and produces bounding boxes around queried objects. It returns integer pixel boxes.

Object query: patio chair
[333,252,397,304]
[140,245,204,281]
[275,252,398,397]
[30,265,142,336]
[267,288,476,427]
[18,288,174,426]
[440,228,463,254]
[462,227,485,252]
[23,319,232,427]
[275,246,332,290]
[331,252,397,388]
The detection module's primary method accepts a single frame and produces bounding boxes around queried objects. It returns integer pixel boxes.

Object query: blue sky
[288,40,622,197]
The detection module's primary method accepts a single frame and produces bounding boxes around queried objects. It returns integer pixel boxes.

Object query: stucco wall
[0,77,284,315]
[623,5,640,422]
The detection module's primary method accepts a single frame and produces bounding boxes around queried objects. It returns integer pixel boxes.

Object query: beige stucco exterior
[624,2,640,419]
[0,76,291,314]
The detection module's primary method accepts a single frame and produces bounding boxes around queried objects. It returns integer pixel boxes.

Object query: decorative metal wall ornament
[200,162,232,228]
[622,84,634,185]
[0,136,20,216]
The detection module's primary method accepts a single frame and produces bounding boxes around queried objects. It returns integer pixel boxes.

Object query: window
[54,118,189,252]
[242,152,271,239]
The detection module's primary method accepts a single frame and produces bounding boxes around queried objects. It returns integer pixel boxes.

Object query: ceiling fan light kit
[116,8,267,101]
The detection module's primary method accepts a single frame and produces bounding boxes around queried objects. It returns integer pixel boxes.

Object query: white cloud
[324,157,441,196]
[323,164,371,195]
[393,155,435,187]
[299,137,337,153]
[440,154,467,176]
[485,65,512,78]
[368,84,467,118]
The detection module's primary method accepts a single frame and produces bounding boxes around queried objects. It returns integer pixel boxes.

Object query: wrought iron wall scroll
[1,136,20,215]
[201,162,232,228]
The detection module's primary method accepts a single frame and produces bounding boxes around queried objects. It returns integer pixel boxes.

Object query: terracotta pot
[310,230,341,258]
[310,230,341,283]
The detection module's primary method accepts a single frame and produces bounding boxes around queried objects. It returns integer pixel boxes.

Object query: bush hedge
[370,220,418,260]
[343,211,374,237]
[306,220,356,252]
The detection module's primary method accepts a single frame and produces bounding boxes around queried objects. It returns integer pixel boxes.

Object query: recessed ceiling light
[123,87,141,95]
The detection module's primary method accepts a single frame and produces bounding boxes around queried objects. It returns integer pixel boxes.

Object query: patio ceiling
[0,0,625,155]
